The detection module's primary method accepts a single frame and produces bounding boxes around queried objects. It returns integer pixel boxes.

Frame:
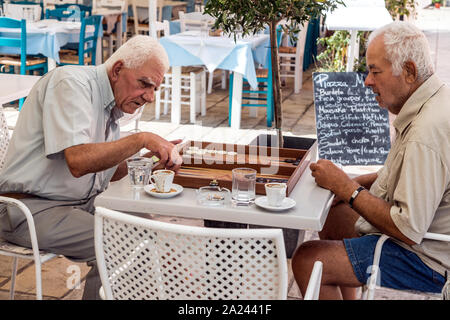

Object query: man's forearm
[350,189,415,245]
[333,177,415,246]
[64,134,144,178]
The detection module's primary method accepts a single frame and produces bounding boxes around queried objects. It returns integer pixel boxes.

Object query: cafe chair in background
[0,17,48,110]
[94,206,323,300]
[58,15,102,65]
[152,20,207,124]
[179,10,227,94]
[228,28,282,127]
[278,21,309,94]
[44,6,85,20]
[54,3,93,17]
[0,107,57,300]
[363,233,450,300]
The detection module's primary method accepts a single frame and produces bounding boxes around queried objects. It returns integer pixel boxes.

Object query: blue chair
[0,17,47,110]
[54,3,93,17]
[45,7,86,21]
[58,15,102,65]
[228,28,282,127]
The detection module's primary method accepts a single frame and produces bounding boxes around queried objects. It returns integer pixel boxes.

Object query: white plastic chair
[179,10,227,95]
[0,105,57,300]
[152,20,207,123]
[363,233,450,300]
[278,21,309,94]
[0,197,58,300]
[94,206,323,300]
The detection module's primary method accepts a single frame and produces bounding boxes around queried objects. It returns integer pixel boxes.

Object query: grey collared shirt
[0,64,123,200]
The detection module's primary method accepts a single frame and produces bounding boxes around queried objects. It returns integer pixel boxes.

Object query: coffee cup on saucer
[264,183,287,207]
[150,170,175,193]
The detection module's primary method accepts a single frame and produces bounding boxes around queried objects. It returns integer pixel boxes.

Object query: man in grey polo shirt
[292,21,449,299]
[0,35,182,299]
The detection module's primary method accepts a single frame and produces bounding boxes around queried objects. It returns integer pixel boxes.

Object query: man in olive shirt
[0,35,182,299]
[292,22,449,299]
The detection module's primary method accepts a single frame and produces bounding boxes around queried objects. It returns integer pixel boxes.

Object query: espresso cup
[150,169,175,193]
[265,183,287,207]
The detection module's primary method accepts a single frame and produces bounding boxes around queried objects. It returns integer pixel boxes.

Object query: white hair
[367,21,434,81]
[104,35,169,71]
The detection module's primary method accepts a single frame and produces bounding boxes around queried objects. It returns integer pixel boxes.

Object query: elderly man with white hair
[292,21,450,299]
[0,35,181,299]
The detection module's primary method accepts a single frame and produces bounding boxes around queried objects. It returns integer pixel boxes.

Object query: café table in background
[325,0,393,71]
[159,31,270,128]
[0,19,102,69]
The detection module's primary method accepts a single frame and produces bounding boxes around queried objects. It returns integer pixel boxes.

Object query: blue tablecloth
[159,33,270,88]
[169,18,319,71]
[0,20,103,63]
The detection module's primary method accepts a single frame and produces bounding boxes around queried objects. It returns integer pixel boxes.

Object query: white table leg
[230,71,243,130]
[116,14,123,50]
[96,36,102,65]
[47,58,56,71]
[171,66,181,124]
[346,30,358,72]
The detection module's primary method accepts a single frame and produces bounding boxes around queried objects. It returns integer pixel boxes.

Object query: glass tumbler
[231,168,256,205]
[126,157,153,189]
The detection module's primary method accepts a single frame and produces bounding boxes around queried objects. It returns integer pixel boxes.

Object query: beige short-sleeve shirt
[355,74,450,276]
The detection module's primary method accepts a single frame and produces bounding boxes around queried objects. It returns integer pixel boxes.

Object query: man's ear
[111,60,124,81]
[403,61,418,84]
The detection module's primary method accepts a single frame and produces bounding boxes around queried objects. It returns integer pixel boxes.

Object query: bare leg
[292,203,362,300]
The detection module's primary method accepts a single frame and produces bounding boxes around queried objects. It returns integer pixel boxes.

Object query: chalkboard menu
[312,72,390,165]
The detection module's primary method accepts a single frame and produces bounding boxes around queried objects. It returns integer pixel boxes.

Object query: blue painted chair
[45,7,86,21]
[54,3,93,17]
[228,28,282,127]
[0,17,48,109]
[58,15,102,65]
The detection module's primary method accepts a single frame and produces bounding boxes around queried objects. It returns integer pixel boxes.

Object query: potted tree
[204,0,342,148]
[203,0,343,257]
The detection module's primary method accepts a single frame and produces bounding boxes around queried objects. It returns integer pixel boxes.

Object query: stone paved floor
[0,6,448,300]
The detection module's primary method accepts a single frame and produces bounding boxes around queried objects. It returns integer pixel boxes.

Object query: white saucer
[255,197,296,212]
[144,184,183,198]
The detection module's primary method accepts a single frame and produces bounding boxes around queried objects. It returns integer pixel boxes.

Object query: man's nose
[143,89,155,103]
[365,73,373,87]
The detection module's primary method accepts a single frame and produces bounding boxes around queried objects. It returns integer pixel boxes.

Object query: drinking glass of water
[126,157,153,189]
[231,167,256,205]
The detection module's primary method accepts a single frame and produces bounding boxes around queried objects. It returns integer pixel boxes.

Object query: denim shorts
[343,235,446,293]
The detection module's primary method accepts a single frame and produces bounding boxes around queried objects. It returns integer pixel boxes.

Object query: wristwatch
[349,186,365,208]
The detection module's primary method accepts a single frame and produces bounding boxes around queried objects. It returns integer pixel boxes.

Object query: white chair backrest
[150,19,169,38]
[4,3,42,22]
[0,106,10,171]
[95,206,288,300]
[179,11,214,32]
[95,0,127,11]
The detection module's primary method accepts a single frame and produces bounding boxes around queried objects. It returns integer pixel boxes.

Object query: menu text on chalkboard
[313,72,391,165]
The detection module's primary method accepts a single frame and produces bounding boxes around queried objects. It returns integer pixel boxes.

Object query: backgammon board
[174,140,315,196]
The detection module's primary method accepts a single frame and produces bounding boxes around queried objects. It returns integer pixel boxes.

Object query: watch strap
[349,186,365,208]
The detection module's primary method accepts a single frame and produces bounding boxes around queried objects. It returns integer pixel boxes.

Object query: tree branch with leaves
[204,0,342,146]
